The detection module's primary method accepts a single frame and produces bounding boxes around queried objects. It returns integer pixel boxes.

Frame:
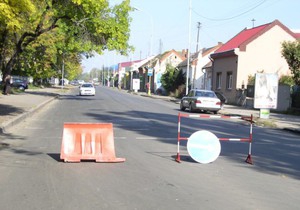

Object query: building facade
[210,20,299,104]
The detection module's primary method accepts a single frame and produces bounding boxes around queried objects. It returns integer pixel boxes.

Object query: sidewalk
[0,87,300,134]
[0,87,70,133]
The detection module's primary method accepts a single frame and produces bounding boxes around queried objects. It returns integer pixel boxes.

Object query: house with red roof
[117,60,141,88]
[178,42,223,91]
[210,19,299,105]
[117,57,154,89]
[139,49,185,93]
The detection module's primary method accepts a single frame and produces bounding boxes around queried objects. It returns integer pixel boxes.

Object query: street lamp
[133,7,153,57]
[133,6,154,95]
[186,0,192,95]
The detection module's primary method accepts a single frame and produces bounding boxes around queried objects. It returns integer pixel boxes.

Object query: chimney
[182,49,189,58]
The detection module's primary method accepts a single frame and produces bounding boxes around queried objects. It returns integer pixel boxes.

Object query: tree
[0,0,133,81]
[161,64,185,95]
[282,40,300,85]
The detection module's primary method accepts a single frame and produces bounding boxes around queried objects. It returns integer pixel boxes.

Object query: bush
[279,75,294,86]
[161,64,185,95]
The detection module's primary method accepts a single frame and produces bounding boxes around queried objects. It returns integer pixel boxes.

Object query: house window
[216,73,222,89]
[226,72,233,90]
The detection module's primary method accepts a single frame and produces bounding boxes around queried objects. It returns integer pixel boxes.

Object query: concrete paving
[0,87,68,133]
[0,86,300,134]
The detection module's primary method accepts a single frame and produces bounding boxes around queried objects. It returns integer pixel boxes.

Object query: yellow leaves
[0,0,36,30]
[0,0,132,79]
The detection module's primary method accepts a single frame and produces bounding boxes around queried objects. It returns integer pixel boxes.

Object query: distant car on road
[79,83,95,96]
[78,80,85,85]
[180,89,221,114]
[11,78,28,90]
[70,80,79,86]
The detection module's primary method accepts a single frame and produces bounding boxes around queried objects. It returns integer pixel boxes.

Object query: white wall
[237,25,295,89]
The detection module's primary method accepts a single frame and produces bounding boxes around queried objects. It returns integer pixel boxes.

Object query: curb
[137,92,181,103]
[0,95,59,134]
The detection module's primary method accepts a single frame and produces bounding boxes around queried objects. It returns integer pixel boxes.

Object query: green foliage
[279,75,294,86]
[161,64,185,94]
[282,40,300,85]
[247,75,255,85]
[0,0,132,82]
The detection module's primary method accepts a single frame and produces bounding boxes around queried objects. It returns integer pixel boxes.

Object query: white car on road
[180,89,221,114]
[79,83,95,96]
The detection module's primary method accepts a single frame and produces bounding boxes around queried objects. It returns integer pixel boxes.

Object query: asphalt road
[0,86,299,210]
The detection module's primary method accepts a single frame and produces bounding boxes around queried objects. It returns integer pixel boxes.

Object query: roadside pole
[148,68,153,96]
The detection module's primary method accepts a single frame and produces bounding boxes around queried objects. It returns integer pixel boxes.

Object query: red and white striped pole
[175,113,254,164]
[176,112,181,162]
[245,114,253,164]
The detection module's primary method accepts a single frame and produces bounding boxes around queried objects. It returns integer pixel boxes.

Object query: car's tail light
[216,101,221,105]
[196,100,202,104]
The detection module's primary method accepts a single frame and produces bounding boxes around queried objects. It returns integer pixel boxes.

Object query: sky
[81,0,300,72]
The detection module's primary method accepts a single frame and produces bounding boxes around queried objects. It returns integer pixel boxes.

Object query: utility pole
[102,64,104,86]
[196,22,201,52]
[186,0,192,95]
[61,53,64,89]
[159,39,163,54]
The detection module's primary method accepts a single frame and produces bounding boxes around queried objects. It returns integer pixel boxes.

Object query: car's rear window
[196,91,215,98]
[82,84,93,87]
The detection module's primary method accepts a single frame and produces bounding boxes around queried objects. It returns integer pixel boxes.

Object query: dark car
[11,78,28,90]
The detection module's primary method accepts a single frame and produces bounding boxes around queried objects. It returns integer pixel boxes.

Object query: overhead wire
[192,0,267,21]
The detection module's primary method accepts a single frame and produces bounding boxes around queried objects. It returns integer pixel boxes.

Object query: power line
[192,0,266,21]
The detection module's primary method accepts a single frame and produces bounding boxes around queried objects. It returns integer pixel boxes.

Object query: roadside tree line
[0,0,133,85]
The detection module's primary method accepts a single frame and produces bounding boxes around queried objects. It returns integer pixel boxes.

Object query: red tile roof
[294,33,300,39]
[119,60,142,68]
[214,20,298,54]
[215,23,270,53]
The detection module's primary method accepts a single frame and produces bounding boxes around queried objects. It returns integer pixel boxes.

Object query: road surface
[0,86,299,210]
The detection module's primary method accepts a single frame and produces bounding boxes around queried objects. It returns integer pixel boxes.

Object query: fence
[176,112,254,164]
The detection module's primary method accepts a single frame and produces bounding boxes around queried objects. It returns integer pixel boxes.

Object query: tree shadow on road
[85,109,300,180]
[0,104,24,116]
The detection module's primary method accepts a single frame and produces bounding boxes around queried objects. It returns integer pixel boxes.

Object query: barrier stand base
[175,153,181,163]
[63,157,126,163]
[245,154,253,165]
[96,157,125,163]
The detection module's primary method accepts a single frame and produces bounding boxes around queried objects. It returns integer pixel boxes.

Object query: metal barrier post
[176,112,181,162]
[245,114,253,164]
[175,113,254,165]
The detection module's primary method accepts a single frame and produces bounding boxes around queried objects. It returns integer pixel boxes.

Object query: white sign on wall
[254,73,278,109]
[132,79,140,91]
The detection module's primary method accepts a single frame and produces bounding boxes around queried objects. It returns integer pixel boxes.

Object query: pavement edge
[0,95,59,134]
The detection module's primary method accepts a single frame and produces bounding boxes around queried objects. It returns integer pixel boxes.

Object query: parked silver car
[180,89,221,114]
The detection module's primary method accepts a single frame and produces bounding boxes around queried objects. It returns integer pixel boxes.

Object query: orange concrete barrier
[60,123,125,163]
